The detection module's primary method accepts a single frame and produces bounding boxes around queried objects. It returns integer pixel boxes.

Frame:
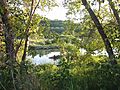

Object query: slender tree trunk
[81,0,117,65]
[22,0,34,61]
[22,0,40,61]
[21,0,40,75]
[0,0,16,62]
[0,18,3,52]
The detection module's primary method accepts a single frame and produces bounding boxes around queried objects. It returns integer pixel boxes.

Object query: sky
[36,0,85,22]
[37,0,68,20]
[36,0,106,21]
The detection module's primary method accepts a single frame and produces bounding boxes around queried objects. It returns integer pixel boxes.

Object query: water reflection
[34,52,60,65]
[28,48,60,65]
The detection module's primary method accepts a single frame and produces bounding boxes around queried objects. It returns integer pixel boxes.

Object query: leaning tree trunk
[81,0,117,65]
[0,0,16,62]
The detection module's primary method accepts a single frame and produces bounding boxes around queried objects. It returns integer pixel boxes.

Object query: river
[27,47,60,65]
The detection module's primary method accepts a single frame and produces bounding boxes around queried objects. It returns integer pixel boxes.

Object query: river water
[27,49,60,65]
[27,46,108,65]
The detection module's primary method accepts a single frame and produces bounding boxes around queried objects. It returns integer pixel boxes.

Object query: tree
[81,0,117,64]
[0,1,18,89]
[21,0,57,61]
[21,0,40,61]
[64,0,117,65]
[0,0,16,62]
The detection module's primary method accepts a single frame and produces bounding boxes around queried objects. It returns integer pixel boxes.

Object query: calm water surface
[27,49,60,65]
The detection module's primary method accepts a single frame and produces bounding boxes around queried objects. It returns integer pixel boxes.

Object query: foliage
[2,57,118,90]
[0,0,120,90]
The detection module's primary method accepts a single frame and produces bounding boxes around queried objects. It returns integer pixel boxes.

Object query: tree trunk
[0,1,17,90]
[22,0,40,61]
[81,0,117,65]
[0,18,3,52]
[21,0,34,61]
[0,0,16,62]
